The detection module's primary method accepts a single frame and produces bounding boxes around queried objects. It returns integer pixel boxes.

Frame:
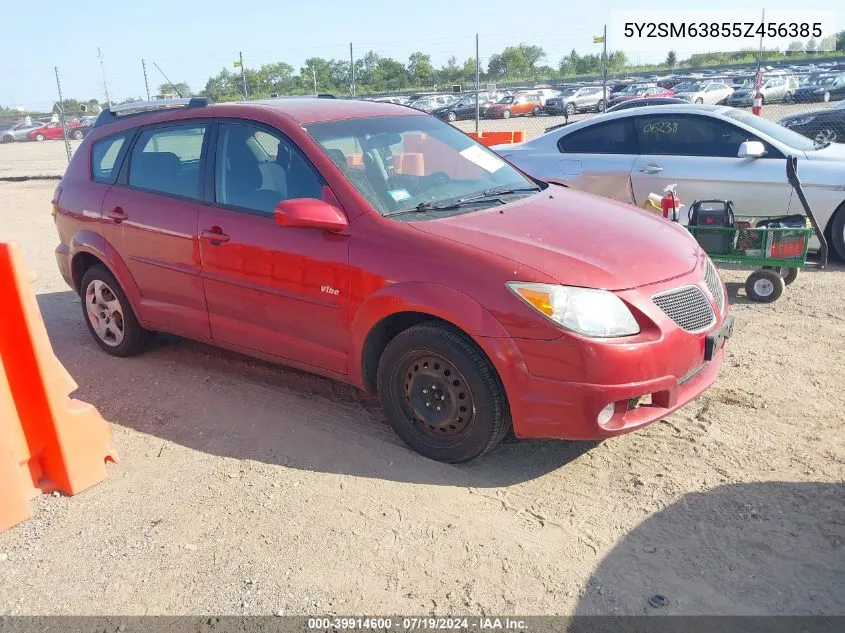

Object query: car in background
[606,97,689,112]
[493,104,845,260]
[792,73,845,103]
[52,97,733,463]
[27,120,82,141]
[606,84,673,108]
[486,93,542,119]
[778,99,845,145]
[672,81,734,105]
[408,95,455,113]
[1,121,43,143]
[432,96,496,122]
[544,86,607,116]
[726,73,799,106]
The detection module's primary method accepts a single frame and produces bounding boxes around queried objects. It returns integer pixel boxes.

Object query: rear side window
[91,132,130,183]
[558,119,637,154]
[128,124,208,199]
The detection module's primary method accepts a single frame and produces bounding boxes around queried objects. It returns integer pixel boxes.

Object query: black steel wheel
[745,269,785,303]
[377,322,511,463]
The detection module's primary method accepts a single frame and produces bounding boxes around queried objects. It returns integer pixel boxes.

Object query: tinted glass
[215,122,323,215]
[636,114,762,157]
[129,125,207,198]
[558,119,637,154]
[91,133,130,183]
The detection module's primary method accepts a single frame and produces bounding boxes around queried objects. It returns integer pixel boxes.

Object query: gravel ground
[0,179,843,616]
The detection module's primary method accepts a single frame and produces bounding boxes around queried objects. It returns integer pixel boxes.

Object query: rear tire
[763,265,799,285]
[447,111,457,122]
[502,109,511,119]
[532,106,541,116]
[565,102,575,116]
[695,97,704,104]
[376,322,511,463]
[822,91,830,103]
[79,265,153,357]
[72,129,84,140]
[1,135,13,143]
[829,205,845,261]
[783,91,793,104]
[745,269,785,303]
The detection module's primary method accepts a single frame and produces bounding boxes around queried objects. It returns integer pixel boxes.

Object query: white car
[494,104,845,258]
[673,81,734,105]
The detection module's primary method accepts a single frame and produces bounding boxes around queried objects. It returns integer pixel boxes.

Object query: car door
[629,113,792,219]
[553,118,639,203]
[100,121,211,340]
[576,88,596,110]
[197,120,350,375]
[44,122,62,139]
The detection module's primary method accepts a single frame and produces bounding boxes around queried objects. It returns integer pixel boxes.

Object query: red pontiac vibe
[53,97,733,463]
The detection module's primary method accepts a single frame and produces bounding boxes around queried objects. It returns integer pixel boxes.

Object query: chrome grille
[704,259,725,314]
[652,285,715,332]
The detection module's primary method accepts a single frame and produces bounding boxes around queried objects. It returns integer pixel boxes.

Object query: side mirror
[738,140,766,159]
[274,198,348,233]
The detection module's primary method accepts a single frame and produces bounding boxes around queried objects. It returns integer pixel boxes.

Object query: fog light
[597,402,616,426]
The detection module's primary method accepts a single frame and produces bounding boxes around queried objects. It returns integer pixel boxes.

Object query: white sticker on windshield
[459,144,506,173]
[388,189,412,202]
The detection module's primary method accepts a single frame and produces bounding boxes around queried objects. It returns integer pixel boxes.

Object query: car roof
[222,98,422,124]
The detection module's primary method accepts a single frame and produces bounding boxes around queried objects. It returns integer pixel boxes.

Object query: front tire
[376,322,511,463]
[745,269,785,303]
[35,134,45,142]
[72,129,84,140]
[532,106,541,116]
[565,102,576,116]
[79,265,153,356]
[502,109,511,119]
[822,91,830,103]
[829,204,845,261]
[783,91,793,104]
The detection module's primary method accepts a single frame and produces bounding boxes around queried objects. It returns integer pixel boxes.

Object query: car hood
[796,86,827,92]
[409,188,700,291]
[805,142,845,161]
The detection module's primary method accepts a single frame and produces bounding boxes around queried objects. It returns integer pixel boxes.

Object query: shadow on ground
[573,481,845,618]
[38,290,598,488]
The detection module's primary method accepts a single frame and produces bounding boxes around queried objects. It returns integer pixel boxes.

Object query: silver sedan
[1,122,43,143]
[494,104,845,258]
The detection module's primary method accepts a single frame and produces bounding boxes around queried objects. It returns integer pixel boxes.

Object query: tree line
[1,31,843,118]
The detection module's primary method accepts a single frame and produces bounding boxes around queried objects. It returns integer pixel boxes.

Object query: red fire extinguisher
[752,92,763,116]
[661,184,680,221]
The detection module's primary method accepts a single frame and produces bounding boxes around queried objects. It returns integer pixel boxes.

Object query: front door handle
[106,207,128,223]
[639,164,664,174]
[201,228,230,245]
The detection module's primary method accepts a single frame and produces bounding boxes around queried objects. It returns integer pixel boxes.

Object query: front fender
[348,281,511,389]
[70,230,143,315]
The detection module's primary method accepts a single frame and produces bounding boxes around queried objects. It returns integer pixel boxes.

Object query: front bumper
[477,266,732,440]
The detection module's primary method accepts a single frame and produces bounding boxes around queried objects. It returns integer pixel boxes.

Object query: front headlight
[788,115,816,126]
[506,282,640,337]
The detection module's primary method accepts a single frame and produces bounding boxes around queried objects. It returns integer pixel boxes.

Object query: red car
[607,84,674,108]
[53,97,732,463]
[27,121,82,141]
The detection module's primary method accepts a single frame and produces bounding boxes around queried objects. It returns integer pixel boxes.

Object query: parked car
[408,95,455,113]
[606,97,689,112]
[725,73,799,106]
[52,97,732,463]
[544,86,607,116]
[672,81,734,105]
[431,97,494,122]
[1,121,43,143]
[27,121,82,141]
[792,73,845,103]
[779,99,845,145]
[486,93,542,119]
[493,104,845,260]
[606,85,673,108]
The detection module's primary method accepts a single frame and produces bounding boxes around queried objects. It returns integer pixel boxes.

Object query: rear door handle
[201,228,230,244]
[639,164,664,174]
[106,207,128,223]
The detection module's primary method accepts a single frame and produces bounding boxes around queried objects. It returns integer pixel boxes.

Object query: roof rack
[93,97,211,127]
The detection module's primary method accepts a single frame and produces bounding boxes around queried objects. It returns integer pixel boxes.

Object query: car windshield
[305,115,540,218]
[723,109,818,151]
[623,84,648,94]
[558,88,578,97]
[805,75,837,86]
[498,96,515,104]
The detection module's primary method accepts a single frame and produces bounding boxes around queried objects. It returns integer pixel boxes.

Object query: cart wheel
[745,269,785,303]
[763,265,799,286]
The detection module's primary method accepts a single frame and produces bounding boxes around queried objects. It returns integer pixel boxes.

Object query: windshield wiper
[381,187,541,218]
[481,186,542,197]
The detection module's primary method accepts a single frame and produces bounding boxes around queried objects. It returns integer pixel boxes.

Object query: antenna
[153,62,183,98]
[97,47,112,107]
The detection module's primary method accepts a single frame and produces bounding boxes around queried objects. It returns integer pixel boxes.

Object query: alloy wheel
[85,279,125,346]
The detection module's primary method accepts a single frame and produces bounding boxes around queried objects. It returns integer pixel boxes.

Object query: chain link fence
[2,59,843,179]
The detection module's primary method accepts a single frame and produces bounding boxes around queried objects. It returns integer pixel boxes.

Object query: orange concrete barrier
[0,241,117,533]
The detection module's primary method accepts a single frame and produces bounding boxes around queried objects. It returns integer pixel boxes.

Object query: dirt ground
[0,179,843,616]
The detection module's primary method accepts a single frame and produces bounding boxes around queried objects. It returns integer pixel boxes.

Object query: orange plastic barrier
[0,241,117,533]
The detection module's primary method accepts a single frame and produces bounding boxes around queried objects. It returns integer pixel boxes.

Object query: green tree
[805,38,818,53]
[372,57,408,90]
[607,50,628,72]
[819,34,837,51]
[665,50,677,67]
[201,69,243,102]
[486,47,531,78]
[837,29,845,51]
[786,40,804,55]
[300,58,334,93]
[517,44,546,71]
[408,52,435,86]
[157,82,191,97]
[438,56,461,84]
